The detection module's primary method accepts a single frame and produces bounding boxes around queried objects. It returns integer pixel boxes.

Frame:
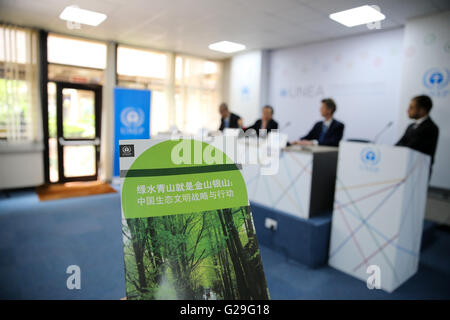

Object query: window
[116,47,223,137]
[47,34,106,85]
[117,46,167,79]
[47,34,106,69]
[0,25,39,142]
[175,55,222,134]
[47,82,58,182]
[48,64,104,85]
[117,46,172,136]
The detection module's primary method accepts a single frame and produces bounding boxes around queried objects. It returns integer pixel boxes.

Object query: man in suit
[292,98,344,147]
[245,105,278,136]
[218,103,243,131]
[396,95,439,176]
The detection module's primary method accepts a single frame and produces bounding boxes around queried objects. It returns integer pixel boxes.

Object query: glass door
[55,82,101,182]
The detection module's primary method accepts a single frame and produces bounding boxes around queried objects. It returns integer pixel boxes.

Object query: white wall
[397,11,450,189]
[229,50,264,127]
[0,143,44,189]
[269,28,404,144]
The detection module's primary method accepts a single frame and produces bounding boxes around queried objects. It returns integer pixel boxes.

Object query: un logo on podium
[360,147,381,172]
[361,147,380,165]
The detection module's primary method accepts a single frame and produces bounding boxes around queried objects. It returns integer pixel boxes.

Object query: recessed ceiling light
[59,6,107,27]
[329,5,385,27]
[208,41,246,53]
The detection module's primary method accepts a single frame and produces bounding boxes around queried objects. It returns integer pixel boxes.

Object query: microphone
[281,121,291,132]
[373,121,393,143]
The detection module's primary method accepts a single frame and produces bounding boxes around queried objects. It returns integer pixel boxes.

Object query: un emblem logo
[120,107,145,128]
[361,147,380,166]
[423,68,449,92]
[119,144,134,157]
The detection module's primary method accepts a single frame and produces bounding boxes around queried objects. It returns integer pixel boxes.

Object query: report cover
[119,138,269,300]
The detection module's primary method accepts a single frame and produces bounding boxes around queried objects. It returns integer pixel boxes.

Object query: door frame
[55,81,102,183]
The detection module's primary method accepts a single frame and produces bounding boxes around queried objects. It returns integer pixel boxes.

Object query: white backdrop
[229,51,262,127]
[397,11,450,189]
[269,28,404,145]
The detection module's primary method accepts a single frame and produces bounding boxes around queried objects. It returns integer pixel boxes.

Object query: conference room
[0,0,449,304]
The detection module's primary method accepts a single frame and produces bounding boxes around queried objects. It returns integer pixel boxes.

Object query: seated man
[245,105,278,136]
[292,98,344,147]
[218,103,242,131]
[396,95,439,176]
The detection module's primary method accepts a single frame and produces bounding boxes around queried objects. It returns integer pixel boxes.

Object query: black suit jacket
[396,117,439,166]
[301,119,344,147]
[219,112,241,131]
[246,119,278,136]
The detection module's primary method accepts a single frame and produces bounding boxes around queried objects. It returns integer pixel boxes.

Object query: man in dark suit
[218,103,242,131]
[292,98,344,147]
[396,95,439,175]
[245,105,278,136]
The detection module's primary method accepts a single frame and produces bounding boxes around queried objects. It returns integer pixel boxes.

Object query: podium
[328,142,430,292]
[241,144,339,219]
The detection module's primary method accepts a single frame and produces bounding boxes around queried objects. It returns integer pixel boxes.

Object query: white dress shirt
[413,115,428,129]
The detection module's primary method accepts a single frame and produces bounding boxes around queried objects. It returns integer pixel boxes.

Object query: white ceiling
[0,0,449,60]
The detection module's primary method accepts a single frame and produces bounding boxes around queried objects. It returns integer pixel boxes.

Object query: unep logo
[119,106,145,135]
[120,106,145,128]
[423,68,450,97]
[119,144,134,157]
[361,147,380,165]
[360,147,380,172]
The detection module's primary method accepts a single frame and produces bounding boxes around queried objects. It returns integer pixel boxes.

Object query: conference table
[234,139,338,267]
[240,143,339,219]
